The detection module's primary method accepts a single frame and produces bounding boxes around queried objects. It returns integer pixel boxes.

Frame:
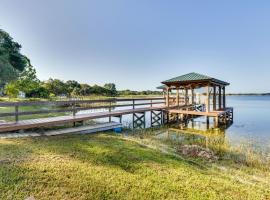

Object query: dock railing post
[132,99,135,129]
[109,100,112,122]
[72,101,76,127]
[15,105,19,123]
[72,102,76,116]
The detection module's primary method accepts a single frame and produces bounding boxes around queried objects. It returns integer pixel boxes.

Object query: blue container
[113,127,122,133]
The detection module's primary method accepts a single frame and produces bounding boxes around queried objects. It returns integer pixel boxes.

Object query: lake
[155,95,270,152]
[105,95,270,150]
[225,95,270,149]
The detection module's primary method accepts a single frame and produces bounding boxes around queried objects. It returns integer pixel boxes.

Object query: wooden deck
[0,105,169,133]
[169,107,233,117]
[0,95,233,133]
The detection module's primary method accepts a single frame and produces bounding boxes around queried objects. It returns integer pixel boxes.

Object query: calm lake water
[87,95,270,149]
[161,95,270,151]
[225,95,270,148]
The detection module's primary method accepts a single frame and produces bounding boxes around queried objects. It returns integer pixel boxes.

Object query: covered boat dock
[158,72,233,127]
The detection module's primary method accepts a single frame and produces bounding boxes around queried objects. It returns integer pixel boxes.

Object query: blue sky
[0,0,269,92]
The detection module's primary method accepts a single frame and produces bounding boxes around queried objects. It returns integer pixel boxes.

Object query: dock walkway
[0,105,168,132]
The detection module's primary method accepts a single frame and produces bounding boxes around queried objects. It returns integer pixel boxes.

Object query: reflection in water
[156,117,232,150]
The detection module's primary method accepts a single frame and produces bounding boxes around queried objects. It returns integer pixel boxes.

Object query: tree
[17,63,40,95]
[4,62,43,98]
[79,84,92,96]
[66,80,81,96]
[4,81,19,98]
[0,29,29,86]
[26,86,49,98]
[43,78,68,96]
[104,83,117,96]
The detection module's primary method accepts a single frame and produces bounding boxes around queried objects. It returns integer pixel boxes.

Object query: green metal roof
[161,72,229,86]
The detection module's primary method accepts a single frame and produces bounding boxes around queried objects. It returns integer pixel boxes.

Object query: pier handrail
[0,97,166,122]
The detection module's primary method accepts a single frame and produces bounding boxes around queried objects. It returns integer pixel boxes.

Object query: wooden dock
[0,95,233,133]
[0,122,122,139]
[0,105,169,132]
[169,107,233,117]
[168,107,233,127]
[0,98,176,133]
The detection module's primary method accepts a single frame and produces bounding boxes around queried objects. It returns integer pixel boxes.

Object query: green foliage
[17,64,40,94]
[118,89,162,96]
[91,84,110,96]
[66,80,81,96]
[4,81,19,98]
[78,84,92,96]
[43,78,68,96]
[0,57,17,85]
[0,29,29,85]
[104,83,117,96]
[4,64,45,98]
[26,86,49,98]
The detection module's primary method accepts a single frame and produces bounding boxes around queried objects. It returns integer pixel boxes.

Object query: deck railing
[0,97,166,122]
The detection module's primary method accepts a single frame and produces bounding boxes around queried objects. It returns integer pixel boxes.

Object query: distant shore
[227,93,270,96]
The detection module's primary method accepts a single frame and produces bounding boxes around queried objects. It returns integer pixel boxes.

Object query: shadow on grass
[0,133,210,174]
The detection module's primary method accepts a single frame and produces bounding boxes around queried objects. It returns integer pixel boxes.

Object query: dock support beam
[191,88,195,105]
[206,85,210,113]
[166,87,170,107]
[213,86,216,111]
[185,88,188,105]
[206,117,210,129]
[219,86,222,110]
[133,112,146,129]
[176,87,180,107]
[150,110,163,127]
[223,87,226,109]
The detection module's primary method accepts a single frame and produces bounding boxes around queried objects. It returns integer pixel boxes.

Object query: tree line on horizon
[0,29,162,99]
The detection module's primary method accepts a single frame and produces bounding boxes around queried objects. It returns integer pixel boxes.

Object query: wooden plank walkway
[0,122,122,139]
[0,105,169,132]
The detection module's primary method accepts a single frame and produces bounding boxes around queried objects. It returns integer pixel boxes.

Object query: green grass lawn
[0,133,269,200]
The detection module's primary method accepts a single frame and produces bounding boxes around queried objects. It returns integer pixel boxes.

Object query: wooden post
[150,110,153,127]
[191,88,195,105]
[176,87,179,106]
[15,105,19,123]
[166,87,170,107]
[143,112,146,129]
[206,117,210,129]
[72,102,76,116]
[218,86,222,110]
[214,116,219,128]
[109,101,112,122]
[213,86,216,111]
[132,99,135,109]
[132,99,135,128]
[185,88,188,105]
[205,85,210,113]
[223,87,226,109]
[72,102,76,127]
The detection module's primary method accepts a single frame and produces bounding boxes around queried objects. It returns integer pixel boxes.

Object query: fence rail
[0,97,166,122]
